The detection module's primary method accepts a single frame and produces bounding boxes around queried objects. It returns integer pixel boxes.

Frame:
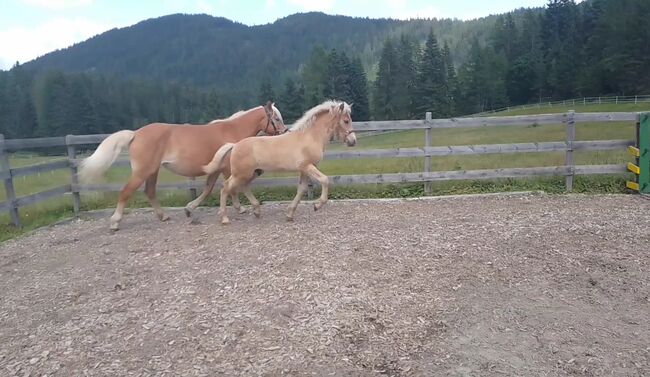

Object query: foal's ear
[264,100,273,113]
[338,103,345,113]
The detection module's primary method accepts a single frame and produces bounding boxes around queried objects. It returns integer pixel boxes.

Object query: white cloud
[0,17,117,69]
[392,5,443,20]
[266,0,276,8]
[196,0,215,14]
[21,0,93,9]
[287,0,335,12]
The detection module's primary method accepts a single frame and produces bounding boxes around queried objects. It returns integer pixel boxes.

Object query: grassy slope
[1,102,648,240]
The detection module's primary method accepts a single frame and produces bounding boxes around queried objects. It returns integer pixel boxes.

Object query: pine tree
[301,46,329,107]
[393,34,417,119]
[413,29,446,117]
[442,41,458,116]
[279,77,303,123]
[372,38,397,120]
[258,77,275,105]
[347,57,370,121]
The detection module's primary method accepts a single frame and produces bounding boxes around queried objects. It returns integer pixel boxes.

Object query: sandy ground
[1,193,649,376]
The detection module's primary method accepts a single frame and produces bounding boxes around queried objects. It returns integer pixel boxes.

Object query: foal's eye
[344,119,350,124]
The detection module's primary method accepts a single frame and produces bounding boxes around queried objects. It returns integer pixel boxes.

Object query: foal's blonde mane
[290,100,351,131]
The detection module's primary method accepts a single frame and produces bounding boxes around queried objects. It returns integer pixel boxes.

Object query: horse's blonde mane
[290,100,351,131]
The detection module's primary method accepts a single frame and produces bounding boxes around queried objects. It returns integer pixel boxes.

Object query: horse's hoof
[184,207,192,217]
[313,203,319,212]
[160,214,170,222]
[238,207,247,214]
[109,223,120,231]
[221,218,230,225]
[286,215,294,222]
[254,212,261,218]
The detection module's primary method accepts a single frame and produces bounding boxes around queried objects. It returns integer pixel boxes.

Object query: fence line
[0,111,641,227]
[471,95,650,116]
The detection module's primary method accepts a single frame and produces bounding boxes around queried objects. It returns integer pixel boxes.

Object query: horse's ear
[338,103,345,113]
[264,100,273,112]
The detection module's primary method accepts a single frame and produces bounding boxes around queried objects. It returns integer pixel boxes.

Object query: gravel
[1,193,649,376]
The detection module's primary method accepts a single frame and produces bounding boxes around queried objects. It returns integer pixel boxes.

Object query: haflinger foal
[78,101,287,230]
[202,100,356,224]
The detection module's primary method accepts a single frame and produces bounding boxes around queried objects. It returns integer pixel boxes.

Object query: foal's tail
[202,143,235,175]
[78,130,135,183]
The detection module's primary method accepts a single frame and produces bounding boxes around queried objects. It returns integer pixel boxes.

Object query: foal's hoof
[159,214,170,222]
[313,203,320,212]
[221,218,231,225]
[286,215,294,222]
[254,212,261,219]
[184,207,192,218]
[109,223,120,231]
[238,207,247,214]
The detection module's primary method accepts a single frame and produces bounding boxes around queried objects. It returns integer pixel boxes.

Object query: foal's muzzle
[345,132,357,147]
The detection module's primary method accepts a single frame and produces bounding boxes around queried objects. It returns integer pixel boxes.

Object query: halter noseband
[265,111,288,135]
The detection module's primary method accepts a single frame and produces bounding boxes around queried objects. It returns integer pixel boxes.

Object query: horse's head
[330,101,356,147]
[261,101,288,135]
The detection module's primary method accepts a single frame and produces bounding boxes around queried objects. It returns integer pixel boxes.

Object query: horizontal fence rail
[472,95,650,116]
[0,111,641,227]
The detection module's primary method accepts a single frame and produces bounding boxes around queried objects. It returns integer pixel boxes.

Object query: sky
[0,0,551,70]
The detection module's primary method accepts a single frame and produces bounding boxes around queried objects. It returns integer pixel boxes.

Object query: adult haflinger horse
[202,99,356,224]
[78,101,287,230]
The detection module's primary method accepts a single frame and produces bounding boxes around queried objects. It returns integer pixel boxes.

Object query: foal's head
[260,101,287,135]
[330,102,356,147]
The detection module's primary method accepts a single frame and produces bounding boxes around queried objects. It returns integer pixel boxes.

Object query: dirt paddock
[1,193,649,376]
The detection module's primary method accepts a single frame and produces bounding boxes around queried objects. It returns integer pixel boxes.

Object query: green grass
[491,102,650,116]
[1,102,644,241]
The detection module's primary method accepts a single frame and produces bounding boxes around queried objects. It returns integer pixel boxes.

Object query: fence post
[424,112,432,195]
[638,113,650,194]
[565,111,576,191]
[0,134,20,227]
[188,177,198,200]
[616,96,619,104]
[65,135,81,216]
[635,95,638,104]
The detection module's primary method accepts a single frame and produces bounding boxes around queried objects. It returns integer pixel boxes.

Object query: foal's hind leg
[144,171,169,222]
[110,174,147,230]
[241,187,261,218]
[219,176,249,225]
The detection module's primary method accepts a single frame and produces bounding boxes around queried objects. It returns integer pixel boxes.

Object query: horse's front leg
[305,164,329,211]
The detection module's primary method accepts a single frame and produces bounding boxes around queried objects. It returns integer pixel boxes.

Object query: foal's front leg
[305,164,330,211]
[286,173,309,221]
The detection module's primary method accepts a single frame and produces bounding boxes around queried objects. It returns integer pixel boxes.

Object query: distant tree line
[1,0,649,137]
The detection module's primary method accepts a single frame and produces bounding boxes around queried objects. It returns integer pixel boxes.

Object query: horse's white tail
[203,143,235,175]
[78,130,135,183]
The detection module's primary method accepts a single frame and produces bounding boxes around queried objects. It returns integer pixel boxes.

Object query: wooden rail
[0,111,640,227]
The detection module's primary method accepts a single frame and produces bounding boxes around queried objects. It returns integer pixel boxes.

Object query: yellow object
[628,146,640,157]
[626,181,640,191]
[627,162,640,175]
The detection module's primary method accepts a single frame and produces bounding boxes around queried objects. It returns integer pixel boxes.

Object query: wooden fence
[0,111,640,227]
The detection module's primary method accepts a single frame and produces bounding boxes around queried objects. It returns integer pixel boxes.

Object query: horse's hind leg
[286,173,308,221]
[144,170,169,222]
[185,172,219,219]
[110,174,146,230]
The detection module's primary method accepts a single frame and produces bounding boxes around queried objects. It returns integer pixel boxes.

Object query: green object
[640,113,650,193]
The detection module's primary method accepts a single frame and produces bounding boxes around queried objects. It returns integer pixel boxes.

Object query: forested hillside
[1,0,649,138]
